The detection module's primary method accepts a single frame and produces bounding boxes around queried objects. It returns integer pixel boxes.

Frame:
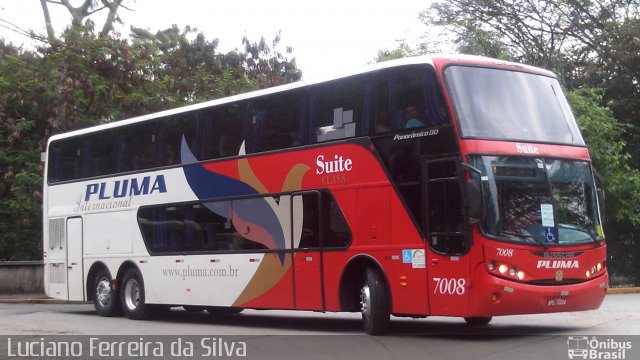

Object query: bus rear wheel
[464,316,492,326]
[360,267,390,335]
[120,268,154,320]
[93,269,121,317]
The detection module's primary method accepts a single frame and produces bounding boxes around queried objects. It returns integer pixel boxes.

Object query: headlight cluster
[487,261,525,281]
[585,261,605,278]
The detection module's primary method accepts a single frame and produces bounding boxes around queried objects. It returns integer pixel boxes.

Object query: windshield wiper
[498,230,549,249]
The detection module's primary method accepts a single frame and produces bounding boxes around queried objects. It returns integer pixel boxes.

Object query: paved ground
[0,293,638,359]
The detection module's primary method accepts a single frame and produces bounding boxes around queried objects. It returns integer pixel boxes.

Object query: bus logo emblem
[556,270,564,282]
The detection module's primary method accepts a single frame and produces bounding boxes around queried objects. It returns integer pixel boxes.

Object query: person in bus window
[404,105,425,128]
[374,111,392,133]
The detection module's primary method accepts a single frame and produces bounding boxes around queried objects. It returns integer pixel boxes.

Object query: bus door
[66,217,84,301]
[291,191,324,310]
[423,158,471,316]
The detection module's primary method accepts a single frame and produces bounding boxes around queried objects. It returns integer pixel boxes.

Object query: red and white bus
[43,54,607,334]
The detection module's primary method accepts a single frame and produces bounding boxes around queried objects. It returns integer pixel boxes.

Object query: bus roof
[46,54,555,144]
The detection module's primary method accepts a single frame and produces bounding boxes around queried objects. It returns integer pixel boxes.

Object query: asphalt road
[0,294,638,360]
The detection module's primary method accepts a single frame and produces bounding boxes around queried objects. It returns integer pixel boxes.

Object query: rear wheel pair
[92,267,155,319]
[94,267,243,319]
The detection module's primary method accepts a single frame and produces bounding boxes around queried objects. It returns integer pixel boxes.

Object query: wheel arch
[115,260,141,290]
[85,261,111,301]
[338,254,391,312]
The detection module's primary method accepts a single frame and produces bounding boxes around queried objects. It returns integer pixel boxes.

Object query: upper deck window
[444,66,584,145]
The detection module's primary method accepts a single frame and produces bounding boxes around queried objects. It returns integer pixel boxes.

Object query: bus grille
[527,279,585,285]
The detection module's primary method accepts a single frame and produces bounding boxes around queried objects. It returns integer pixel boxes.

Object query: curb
[0,295,87,304]
[606,287,640,294]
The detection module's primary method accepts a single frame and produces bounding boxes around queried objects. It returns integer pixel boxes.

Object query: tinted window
[294,191,351,249]
[200,103,247,160]
[117,122,156,172]
[139,206,186,253]
[48,138,82,182]
[311,77,368,143]
[83,131,116,177]
[158,114,198,166]
[445,66,584,145]
[251,92,305,152]
[373,66,449,134]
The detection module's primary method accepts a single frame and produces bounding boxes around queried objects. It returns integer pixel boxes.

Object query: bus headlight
[498,264,508,274]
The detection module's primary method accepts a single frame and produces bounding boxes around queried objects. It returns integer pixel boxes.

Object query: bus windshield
[445,66,584,145]
[470,156,603,246]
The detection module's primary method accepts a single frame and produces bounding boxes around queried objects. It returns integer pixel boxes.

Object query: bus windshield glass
[470,156,602,246]
[445,66,584,145]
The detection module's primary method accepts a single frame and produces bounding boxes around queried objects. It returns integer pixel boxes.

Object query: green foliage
[0,17,301,260]
[454,29,511,60]
[372,41,427,63]
[566,88,640,226]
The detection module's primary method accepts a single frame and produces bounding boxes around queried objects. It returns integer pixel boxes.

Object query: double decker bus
[43,55,607,334]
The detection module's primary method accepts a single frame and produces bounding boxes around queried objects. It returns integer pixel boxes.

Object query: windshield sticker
[544,227,559,243]
[541,204,555,227]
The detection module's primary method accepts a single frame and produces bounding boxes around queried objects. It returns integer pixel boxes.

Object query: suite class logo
[316,154,353,185]
[516,142,540,154]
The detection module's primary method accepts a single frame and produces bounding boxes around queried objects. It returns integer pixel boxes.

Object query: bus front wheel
[93,269,121,317]
[120,268,153,320]
[360,267,390,335]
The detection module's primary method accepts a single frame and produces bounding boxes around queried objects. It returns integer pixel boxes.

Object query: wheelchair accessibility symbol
[545,227,558,243]
[402,249,413,263]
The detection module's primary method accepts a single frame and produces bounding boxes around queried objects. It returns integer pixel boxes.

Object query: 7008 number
[433,277,466,295]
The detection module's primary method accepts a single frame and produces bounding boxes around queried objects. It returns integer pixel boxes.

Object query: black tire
[206,306,243,316]
[360,267,390,335]
[93,269,121,317]
[120,268,154,320]
[464,316,492,326]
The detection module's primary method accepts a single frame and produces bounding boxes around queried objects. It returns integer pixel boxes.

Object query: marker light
[597,263,602,272]
[516,271,525,280]
[586,270,591,278]
[498,264,508,274]
[487,262,495,271]
[509,268,516,276]
[591,266,597,274]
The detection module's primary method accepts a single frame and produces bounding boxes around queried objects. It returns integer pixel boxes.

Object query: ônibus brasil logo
[567,336,632,360]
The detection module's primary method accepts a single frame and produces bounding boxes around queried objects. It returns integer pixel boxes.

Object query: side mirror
[461,163,483,223]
